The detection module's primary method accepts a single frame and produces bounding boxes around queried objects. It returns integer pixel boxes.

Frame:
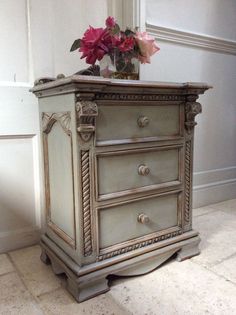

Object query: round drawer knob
[138,164,150,176]
[137,213,150,224]
[137,116,149,127]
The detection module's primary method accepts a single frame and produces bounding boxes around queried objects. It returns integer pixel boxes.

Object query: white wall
[143,0,236,207]
[0,0,109,253]
[146,0,236,41]
[30,0,109,79]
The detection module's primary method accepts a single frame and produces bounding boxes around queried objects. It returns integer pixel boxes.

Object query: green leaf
[70,39,81,52]
[111,23,120,35]
[124,28,135,37]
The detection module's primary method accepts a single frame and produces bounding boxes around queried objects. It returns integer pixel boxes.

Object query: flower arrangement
[71,16,160,79]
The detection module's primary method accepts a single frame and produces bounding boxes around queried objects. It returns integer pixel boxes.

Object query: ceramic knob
[138,164,150,176]
[137,115,149,127]
[137,213,150,224]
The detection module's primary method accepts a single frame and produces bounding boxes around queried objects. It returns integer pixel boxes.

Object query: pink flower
[119,37,135,52]
[135,32,160,64]
[79,26,109,64]
[106,16,116,28]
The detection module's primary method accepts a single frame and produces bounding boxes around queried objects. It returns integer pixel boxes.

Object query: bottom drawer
[98,192,181,249]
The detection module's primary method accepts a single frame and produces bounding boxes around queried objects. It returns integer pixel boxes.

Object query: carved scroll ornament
[42,112,71,135]
[76,101,98,142]
[185,102,202,134]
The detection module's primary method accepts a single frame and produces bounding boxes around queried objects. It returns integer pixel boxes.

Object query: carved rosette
[76,101,98,142]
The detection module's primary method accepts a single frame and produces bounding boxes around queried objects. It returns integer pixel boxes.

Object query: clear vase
[99,50,139,80]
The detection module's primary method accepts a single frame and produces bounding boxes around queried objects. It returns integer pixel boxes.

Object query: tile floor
[0,199,236,315]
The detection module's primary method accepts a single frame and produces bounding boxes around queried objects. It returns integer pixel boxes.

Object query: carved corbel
[185,96,202,134]
[76,101,98,142]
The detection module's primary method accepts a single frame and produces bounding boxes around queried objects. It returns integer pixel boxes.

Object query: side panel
[39,94,81,263]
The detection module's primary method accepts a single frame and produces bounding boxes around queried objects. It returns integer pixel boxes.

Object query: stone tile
[9,245,61,297]
[109,260,236,315]
[0,254,15,275]
[0,272,44,315]
[193,206,216,217]
[207,199,236,214]
[38,288,129,315]
[211,255,236,284]
[192,210,236,267]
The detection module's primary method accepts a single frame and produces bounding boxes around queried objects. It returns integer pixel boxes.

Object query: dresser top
[31,75,212,98]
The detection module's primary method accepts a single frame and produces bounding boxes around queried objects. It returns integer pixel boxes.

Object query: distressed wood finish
[31,76,211,302]
[42,111,76,248]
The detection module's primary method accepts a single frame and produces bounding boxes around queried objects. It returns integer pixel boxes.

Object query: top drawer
[96,104,182,145]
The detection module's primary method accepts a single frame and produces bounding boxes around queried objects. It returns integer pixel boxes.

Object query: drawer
[98,193,180,249]
[96,105,182,144]
[96,146,183,200]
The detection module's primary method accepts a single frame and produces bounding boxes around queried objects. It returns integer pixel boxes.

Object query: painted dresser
[31,76,210,302]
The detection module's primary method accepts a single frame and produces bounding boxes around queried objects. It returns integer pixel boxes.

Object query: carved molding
[184,140,192,225]
[185,101,202,134]
[97,229,183,261]
[42,112,71,135]
[81,150,93,256]
[76,101,98,142]
[95,94,185,101]
[146,23,236,56]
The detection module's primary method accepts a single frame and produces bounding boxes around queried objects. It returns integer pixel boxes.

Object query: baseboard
[0,226,41,254]
[193,166,236,208]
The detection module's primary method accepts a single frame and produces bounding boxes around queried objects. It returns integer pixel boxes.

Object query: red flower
[106,16,116,28]
[79,26,109,64]
[72,16,160,66]
[119,37,135,52]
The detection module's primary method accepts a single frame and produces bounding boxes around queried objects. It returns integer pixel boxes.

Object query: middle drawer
[95,145,183,201]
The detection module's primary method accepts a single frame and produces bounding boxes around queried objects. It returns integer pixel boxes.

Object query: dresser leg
[176,236,200,261]
[51,259,64,275]
[66,276,110,303]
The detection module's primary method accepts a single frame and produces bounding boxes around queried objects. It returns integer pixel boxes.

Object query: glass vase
[99,50,139,80]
